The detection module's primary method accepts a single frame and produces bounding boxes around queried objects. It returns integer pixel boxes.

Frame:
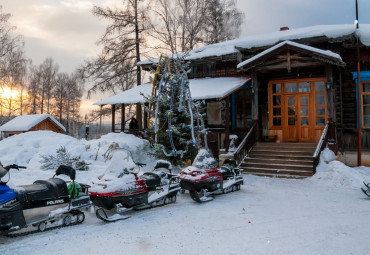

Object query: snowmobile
[361,181,370,198]
[89,151,180,222]
[0,164,91,236]
[180,152,244,203]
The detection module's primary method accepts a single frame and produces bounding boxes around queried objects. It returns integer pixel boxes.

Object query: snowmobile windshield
[0,165,9,184]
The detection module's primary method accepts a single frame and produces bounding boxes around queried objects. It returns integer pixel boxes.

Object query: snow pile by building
[0,131,155,175]
[311,148,370,188]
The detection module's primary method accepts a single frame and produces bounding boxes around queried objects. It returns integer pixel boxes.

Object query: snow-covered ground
[1,132,370,255]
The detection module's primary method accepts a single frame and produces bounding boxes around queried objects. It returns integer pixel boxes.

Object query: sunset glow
[1,87,21,100]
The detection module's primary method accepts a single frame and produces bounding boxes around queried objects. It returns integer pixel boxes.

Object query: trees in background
[0,6,84,135]
[150,0,244,54]
[82,0,245,95]
[81,0,149,98]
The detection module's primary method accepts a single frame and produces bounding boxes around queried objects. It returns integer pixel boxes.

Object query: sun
[1,87,20,100]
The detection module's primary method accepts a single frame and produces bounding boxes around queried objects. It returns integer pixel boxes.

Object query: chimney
[280,27,289,31]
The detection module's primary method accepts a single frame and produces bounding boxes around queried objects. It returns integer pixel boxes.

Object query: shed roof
[0,114,66,132]
[93,77,250,105]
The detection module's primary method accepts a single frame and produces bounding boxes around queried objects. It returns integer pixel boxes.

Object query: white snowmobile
[89,151,180,222]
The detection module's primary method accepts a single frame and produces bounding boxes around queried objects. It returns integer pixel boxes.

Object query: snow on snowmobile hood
[192,148,218,168]
[90,150,138,193]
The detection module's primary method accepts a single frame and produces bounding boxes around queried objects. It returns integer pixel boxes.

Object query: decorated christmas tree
[144,56,208,166]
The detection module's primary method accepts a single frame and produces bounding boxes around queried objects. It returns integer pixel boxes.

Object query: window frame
[361,82,370,129]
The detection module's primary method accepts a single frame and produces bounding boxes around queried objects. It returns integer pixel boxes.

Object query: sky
[0,0,369,114]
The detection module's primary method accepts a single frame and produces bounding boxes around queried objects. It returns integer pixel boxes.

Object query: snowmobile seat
[18,178,69,202]
[141,172,161,191]
[219,166,234,180]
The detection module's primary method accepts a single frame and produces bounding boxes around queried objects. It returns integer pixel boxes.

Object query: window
[362,82,370,128]
[314,81,326,126]
[271,83,282,126]
[235,90,252,129]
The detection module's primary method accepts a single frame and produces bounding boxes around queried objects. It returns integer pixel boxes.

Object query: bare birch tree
[149,0,244,54]
[81,0,149,97]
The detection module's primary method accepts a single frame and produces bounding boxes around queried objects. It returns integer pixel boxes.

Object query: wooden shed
[0,114,66,137]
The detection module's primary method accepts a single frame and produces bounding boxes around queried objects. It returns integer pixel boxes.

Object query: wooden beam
[255,62,324,72]
[112,104,116,132]
[287,50,291,73]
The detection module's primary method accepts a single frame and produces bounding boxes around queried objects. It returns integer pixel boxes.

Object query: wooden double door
[285,93,311,142]
[269,79,327,142]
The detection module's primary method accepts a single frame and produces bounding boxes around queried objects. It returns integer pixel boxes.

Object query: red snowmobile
[89,151,180,222]
[180,150,243,203]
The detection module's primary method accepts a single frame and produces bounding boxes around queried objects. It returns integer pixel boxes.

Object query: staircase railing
[234,122,258,164]
[313,121,335,173]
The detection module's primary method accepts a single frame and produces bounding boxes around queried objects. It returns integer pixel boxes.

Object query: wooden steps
[240,142,316,178]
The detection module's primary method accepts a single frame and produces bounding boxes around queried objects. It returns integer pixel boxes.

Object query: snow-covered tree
[144,57,207,165]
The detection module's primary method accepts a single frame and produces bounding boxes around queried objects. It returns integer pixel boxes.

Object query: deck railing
[313,121,335,172]
[234,122,258,164]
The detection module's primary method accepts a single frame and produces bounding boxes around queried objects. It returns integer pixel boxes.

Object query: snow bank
[311,149,370,188]
[0,131,85,169]
[0,131,155,187]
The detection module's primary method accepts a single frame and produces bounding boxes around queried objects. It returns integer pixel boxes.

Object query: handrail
[313,123,329,158]
[233,122,258,164]
[313,121,335,172]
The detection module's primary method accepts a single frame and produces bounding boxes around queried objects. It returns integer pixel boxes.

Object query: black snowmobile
[361,181,370,198]
[89,160,180,222]
[0,164,91,236]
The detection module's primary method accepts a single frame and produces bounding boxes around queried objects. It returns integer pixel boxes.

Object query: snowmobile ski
[361,188,370,198]
[363,181,370,189]
[95,207,131,222]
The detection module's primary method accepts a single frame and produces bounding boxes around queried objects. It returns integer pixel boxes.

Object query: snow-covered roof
[138,24,370,65]
[94,77,250,105]
[189,77,250,100]
[94,83,153,106]
[0,114,66,132]
[237,40,345,69]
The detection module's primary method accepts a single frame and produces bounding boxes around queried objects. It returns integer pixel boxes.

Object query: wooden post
[99,105,103,134]
[121,104,125,132]
[225,97,230,152]
[144,103,148,129]
[111,104,115,132]
[136,103,142,130]
[326,65,334,121]
[252,70,259,121]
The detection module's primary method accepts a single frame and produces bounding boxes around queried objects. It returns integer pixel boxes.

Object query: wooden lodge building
[96,24,370,178]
